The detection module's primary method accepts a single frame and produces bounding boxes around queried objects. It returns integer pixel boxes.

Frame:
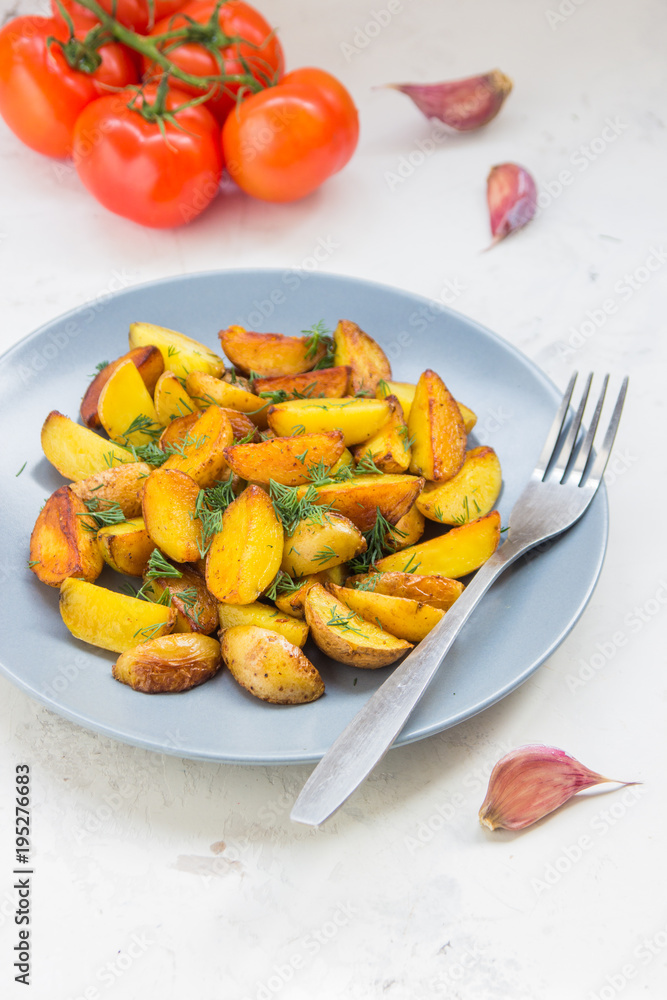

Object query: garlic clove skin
[478,744,638,831]
[486,162,537,244]
[386,69,513,131]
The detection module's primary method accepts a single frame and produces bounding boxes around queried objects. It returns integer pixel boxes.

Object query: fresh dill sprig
[398,425,416,449]
[302,320,334,366]
[167,345,180,357]
[353,572,381,592]
[264,570,304,601]
[313,545,338,565]
[133,621,169,641]
[353,453,385,476]
[433,505,445,522]
[348,507,407,574]
[91,360,109,378]
[122,414,163,444]
[290,424,306,437]
[258,387,291,404]
[269,480,332,536]
[126,441,169,466]
[232,429,256,445]
[376,379,390,398]
[195,473,237,556]
[401,552,422,574]
[144,549,183,581]
[326,608,365,636]
[15,462,26,477]
[78,498,126,532]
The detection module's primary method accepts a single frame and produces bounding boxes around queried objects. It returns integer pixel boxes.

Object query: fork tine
[571,374,609,482]
[551,372,593,481]
[534,372,577,478]
[585,377,629,487]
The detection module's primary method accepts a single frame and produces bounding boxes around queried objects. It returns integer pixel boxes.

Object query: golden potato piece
[416,446,502,524]
[80,346,164,430]
[98,359,162,447]
[185,371,268,428]
[153,371,199,425]
[30,486,103,587]
[376,511,501,578]
[41,411,133,480]
[273,566,347,619]
[220,408,259,442]
[220,625,324,704]
[59,577,175,653]
[329,583,445,643]
[386,504,425,550]
[129,321,225,379]
[281,513,366,577]
[97,517,156,577]
[298,474,424,531]
[457,401,477,434]
[162,405,233,488]
[218,601,308,647]
[253,366,350,400]
[113,633,221,693]
[305,583,412,668]
[70,462,151,518]
[332,319,391,395]
[268,397,391,446]
[408,369,467,482]
[353,395,411,473]
[224,431,344,487]
[143,564,219,635]
[206,485,283,604]
[346,571,464,611]
[142,468,203,563]
[219,325,327,376]
[376,380,477,432]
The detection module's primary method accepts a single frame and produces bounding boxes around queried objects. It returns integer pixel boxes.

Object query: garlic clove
[385,70,513,131]
[486,162,537,244]
[478,744,638,831]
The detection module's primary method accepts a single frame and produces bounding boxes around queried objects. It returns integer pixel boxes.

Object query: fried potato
[224,430,345,486]
[386,504,425,550]
[59,577,175,653]
[153,371,199,425]
[345,571,464,611]
[80,346,164,429]
[162,405,233,487]
[143,564,219,635]
[221,408,259,442]
[185,371,268,428]
[97,517,156,576]
[142,468,203,563]
[98,359,163,447]
[376,380,477,432]
[206,485,283,604]
[297,474,424,531]
[29,486,103,587]
[41,411,133,480]
[408,369,467,482]
[332,319,391,394]
[71,462,151,518]
[219,325,327,376]
[304,583,412,668]
[129,321,225,379]
[253,366,350,400]
[158,411,199,449]
[218,601,309,647]
[113,633,221,693]
[376,511,501,578]
[329,583,445,643]
[416,446,502,524]
[267,397,391,445]
[273,566,347,619]
[281,513,366,577]
[353,395,411,473]
[221,625,324,704]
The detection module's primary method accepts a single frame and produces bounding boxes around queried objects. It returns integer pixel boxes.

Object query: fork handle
[290,536,529,826]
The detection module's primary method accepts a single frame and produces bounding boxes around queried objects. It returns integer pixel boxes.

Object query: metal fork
[291,373,628,826]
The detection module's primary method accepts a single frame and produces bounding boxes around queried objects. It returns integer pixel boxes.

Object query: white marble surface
[1,0,666,997]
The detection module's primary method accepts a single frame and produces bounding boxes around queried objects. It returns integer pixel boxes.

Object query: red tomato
[222,67,359,202]
[146,0,284,123]
[0,16,137,158]
[51,0,186,34]
[72,84,223,227]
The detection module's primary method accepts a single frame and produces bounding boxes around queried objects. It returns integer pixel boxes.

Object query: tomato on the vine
[0,16,138,158]
[50,0,187,34]
[72,84,223,227]
[147,0,284,123]
[222,67,359,202]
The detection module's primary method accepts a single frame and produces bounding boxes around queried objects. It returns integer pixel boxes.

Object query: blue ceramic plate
[0,270,607,763]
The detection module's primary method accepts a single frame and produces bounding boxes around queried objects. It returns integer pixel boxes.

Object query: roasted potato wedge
[219,325,327,376]
[345,571,464,611]
[253,366,350,400]
[60,577,175,653]
[221,625,324,704]
[304,584,412,668]
[408,369,467,482]
[143,564,219,635]
[332,319,392,394]
[81,346,164,429]
[41,411,133,480]
[353,394,411,474]
[218,601,309,647]
[129,321,225,379]
[267,397,391,445]
[221,408,259,442]
[97,517,156,577]
[376,380,477,432]
[281,513,366,577]
[185,371,268,428]
[416,446,502,524]
[162,405,233,487]
[273,566,347,618]
[98,359,163,447]
[29,486,103,587]
[297,474,424,531]
[142,468,203,563]
[158,412,199,449]
[153,371,199,425]
[224,431,345,487]
[386,504,425,550]
[329,583,445,643]
[376,511,501,578]
[206,485,283,604]
[113,633,221,693]
[71,462,151,518]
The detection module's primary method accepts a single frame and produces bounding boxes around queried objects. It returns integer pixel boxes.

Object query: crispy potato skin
[253,366,351,399]
[298,474,425,531]
[153,371,199,425]
[41,411,133,480]
[113,634,221,693]
[71,463,151,518]
[267,397,390,445]
[332,319,392,394]
[185,371,268,428]
[416,446,502,524]
[80,346,164,429]
[220,625,324,704]
[224,431,344,487]
[219,325,327,376]
[376,381,477,433]
[206,485,283,604]
[408,369,467,482]
[386,504,425,550]
[281,513,366,577]
[329,583,445,643]
[353,395,411,473]
[97,517,156,577]
[142,468,203,563]
[159,412,200,449]
[162,405,233,488]
[304,583,412,668]
[144,564,220,635]
[346,571,464,611]
[30,486,103,587]
[376,511,501,578]
[98,359,162,447]
[129,322,225,379]
[59,578,175,653]
[218,601,309,647]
